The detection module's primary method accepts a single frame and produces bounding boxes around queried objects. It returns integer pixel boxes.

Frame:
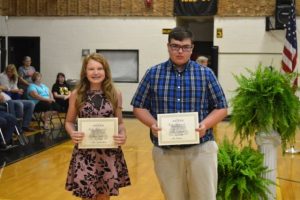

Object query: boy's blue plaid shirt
[131,59,228,147]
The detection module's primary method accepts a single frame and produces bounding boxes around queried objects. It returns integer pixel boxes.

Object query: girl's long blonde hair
[5,64,18,83]
[75,53,118,114]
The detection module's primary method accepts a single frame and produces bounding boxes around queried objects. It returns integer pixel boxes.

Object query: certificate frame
[157,112,199,146]
[78,117,118,149]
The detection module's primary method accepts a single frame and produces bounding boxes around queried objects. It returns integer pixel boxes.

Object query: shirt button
[177,99,180,101]
[178,86,180,89]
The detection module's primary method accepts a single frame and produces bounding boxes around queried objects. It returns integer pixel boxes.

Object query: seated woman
[0,64,24,99]
[27,72,61,129]
[52,72,70,112]
[0,64,35,132]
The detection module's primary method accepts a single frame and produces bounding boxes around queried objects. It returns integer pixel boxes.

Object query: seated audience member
[0,64,24,100]
[0,85,35,132]
[0,94,19,150]
[52,73,70,112]
[196,56,209,67]
[0,111,18,150]
[27,72,61,129]
[18,56,36,98]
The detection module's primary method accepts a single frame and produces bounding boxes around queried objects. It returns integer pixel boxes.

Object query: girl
[65,53,130,200]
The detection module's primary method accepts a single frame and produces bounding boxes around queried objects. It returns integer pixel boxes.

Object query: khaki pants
[152,141,218,200]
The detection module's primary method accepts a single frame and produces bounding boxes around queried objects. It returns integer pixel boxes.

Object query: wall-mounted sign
[162,28,172,34]
[216,28,223,38]
[174,0,218,16]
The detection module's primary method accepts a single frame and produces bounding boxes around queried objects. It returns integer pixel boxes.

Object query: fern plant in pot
[230,65,300,199]
[217,139,274,200]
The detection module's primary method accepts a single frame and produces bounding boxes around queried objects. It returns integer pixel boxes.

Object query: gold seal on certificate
[157,112,199,146]
[78,118,118,149]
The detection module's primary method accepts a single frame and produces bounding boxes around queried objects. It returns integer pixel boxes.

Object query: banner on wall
[174,0,218,16]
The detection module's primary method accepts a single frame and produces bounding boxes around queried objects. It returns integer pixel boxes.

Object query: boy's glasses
[169,44,193,52]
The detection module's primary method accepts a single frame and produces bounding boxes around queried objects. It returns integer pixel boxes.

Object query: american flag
[282,0,298,86]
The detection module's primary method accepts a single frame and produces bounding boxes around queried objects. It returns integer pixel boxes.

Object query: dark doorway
[0,37,6,72]
[8,37,40,72]
[192,41,218,77]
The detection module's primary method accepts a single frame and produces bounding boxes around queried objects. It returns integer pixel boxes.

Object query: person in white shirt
[0,64,35,132]
[0,64,24,99]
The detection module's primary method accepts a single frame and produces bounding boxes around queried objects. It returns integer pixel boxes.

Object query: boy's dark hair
[168,27,193,43]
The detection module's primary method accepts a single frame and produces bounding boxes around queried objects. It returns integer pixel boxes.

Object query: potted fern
[217,139,273,200]
[230,65,300,199]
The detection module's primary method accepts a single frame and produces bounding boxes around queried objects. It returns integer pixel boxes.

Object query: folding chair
[0,128,7,146]
[0,128,18,150]
[33,111,45,129]
[49,111,64,130]
[34,111,64,130]
[0,102,29,145]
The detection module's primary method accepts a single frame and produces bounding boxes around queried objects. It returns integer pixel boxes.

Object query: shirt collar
[168,59,192,73]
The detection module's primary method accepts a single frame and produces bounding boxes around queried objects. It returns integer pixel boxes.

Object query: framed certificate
[157,112,199,146]
[78,117,118,149]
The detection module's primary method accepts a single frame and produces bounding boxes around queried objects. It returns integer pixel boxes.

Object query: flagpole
[286,73,300,154]
[282,0,300,154]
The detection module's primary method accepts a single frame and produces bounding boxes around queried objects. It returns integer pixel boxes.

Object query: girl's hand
[70,131,84,144]
[113,129,127,146]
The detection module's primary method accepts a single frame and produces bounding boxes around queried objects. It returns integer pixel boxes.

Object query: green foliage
[230,65,300,151]
[217,139,274,200]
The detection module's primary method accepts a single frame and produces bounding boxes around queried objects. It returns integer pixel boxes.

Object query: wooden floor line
[0,120,299,200]
[277,177,300,184]
[0,161,5,179]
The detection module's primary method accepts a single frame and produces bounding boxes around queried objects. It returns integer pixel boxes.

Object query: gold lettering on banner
[181,0,197,2]
[180,0,211,2]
